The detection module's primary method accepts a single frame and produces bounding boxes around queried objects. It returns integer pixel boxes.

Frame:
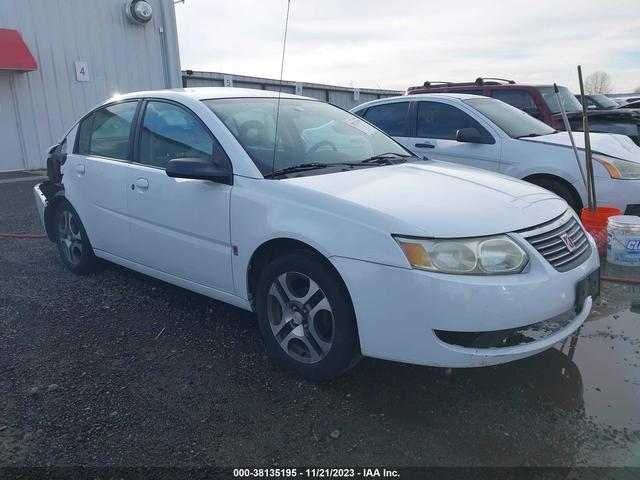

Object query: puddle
[562,303,640,429]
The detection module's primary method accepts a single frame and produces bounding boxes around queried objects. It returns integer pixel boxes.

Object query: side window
[490,90,541,117]
[362,102,410,137]
[416,101,493,142]
[139,101,226,170]
[76,102,138,160]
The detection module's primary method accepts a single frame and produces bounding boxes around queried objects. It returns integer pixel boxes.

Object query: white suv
[353,94,640,215]
[34,88,599,380]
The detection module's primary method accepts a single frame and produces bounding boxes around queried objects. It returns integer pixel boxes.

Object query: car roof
[105,87,312,103]
[353,92,483,110]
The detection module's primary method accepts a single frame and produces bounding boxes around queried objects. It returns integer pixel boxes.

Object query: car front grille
[518,210,592,272]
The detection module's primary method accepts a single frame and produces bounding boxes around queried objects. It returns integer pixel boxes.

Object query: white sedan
[352,93,640,216]
[34,88,599,380]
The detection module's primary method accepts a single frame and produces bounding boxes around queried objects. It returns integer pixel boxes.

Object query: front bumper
[591,177,640,213]
[330,233,599,368]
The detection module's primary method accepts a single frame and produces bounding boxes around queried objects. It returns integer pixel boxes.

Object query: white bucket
[607,215,640,267]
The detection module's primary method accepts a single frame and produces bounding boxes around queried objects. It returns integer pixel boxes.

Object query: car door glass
[76,102,138,160]
[416,101,492,142]
[491,90,541,118]
[362,102,410,136]
[139,101,223,170]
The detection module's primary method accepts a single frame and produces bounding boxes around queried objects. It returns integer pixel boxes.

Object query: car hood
[564,109,640,120]
[521,131,640,162]
[283,161,567,238]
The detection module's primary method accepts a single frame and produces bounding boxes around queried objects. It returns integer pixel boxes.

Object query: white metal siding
[0,0,181,171]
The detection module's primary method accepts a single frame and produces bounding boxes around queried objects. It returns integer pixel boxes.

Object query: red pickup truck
[406,78,640,145]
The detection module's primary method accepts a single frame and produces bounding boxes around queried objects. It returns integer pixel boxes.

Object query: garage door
[0,75,25,172]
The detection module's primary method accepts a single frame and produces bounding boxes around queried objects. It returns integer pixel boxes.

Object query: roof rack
[415,77,516,89]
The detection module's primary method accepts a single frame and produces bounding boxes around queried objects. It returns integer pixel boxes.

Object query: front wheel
[54,202,99,274]
[255,251,360,381]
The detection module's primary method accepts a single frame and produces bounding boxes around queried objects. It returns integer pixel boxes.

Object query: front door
[0,75,25,172]
[126,100,234,293]
[406,100,501,172]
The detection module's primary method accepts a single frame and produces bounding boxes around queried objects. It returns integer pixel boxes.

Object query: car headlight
[394,235,528,275]
[594,154,640,180]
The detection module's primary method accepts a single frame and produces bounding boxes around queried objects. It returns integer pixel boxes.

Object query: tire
[54,202,99,274]
[255,251,360,381]
[528,178,581,213]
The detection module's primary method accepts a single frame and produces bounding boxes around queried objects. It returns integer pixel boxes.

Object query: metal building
[182,70,402,110]
[0,0,181,172]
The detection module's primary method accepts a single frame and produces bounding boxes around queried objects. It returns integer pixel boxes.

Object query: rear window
[76,101,138,160]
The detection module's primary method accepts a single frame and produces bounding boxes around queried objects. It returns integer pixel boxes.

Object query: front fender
[229,176,411,301]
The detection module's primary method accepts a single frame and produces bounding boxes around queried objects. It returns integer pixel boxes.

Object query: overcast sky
[175,0,640,93]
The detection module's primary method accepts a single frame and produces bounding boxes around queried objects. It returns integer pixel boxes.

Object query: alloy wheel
[58,209,83,266]
[266,271,335,364]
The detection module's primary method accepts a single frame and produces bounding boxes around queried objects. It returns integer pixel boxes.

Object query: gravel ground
[1,176,639,467]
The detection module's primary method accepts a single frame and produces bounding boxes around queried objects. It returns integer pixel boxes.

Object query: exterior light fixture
[125,0,153,25]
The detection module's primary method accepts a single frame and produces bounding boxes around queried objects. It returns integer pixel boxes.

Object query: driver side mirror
[166,158,233,185]
[456,127,489,144]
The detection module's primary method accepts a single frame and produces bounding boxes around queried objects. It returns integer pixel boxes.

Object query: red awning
[0,29,37,71]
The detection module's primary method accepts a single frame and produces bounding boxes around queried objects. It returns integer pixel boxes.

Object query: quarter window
[362,102,410,137]
[416,101,493,142]
[139,101,226,170]
[76,102,138,160]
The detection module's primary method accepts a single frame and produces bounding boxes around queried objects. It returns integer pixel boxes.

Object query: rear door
[405,100,502,172]
[126,99,234,293]
[64,100,139,259]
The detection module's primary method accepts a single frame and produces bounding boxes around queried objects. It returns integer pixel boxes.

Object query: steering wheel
[308,140,337,154]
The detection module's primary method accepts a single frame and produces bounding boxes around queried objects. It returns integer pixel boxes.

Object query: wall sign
[75,61,90,82]
[295,82,303,95]
[223,75,233,87]
[353,88,360,101]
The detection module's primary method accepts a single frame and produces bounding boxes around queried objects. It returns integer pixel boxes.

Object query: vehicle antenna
[271,0,292,177]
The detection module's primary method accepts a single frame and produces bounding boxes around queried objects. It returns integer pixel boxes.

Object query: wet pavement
[1,176,639,467]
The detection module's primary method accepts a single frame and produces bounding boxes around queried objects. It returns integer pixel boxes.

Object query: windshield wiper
[264,163,332,178]
[361,152,413,165]
[516,133,543,139]
[265,162,370,178]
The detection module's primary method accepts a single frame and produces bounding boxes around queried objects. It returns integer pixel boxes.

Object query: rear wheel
[528,177,581,213]
[55,202,98,274]
[255,251,360,381]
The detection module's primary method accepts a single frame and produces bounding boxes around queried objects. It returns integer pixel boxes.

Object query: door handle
[75,164,85,174]
[414,142,435,149]
[134,178,149,190]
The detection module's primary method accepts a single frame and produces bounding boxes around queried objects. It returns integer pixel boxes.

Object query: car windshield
[537,86,583,113]
[204,97,409,177]
[464,97,556,138]
[589,94,620,109]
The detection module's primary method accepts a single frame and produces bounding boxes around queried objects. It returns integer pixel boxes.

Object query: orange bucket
[581,207,622,255]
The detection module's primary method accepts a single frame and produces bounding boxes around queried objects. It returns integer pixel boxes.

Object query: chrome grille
[518,210,592,272]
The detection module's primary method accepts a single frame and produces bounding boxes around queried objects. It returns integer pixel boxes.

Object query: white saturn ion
[34,88,600,380]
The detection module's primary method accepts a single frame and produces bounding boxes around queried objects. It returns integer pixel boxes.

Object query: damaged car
[35,88,600,380]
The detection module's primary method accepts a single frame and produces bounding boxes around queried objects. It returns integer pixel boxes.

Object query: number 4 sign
[75,61,90,82]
